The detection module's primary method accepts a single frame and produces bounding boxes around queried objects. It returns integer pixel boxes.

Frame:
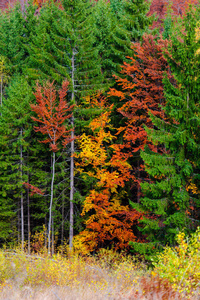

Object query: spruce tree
[0,1,37,77]
[0,76,48,247]
[25,1,69,85]
[0,76,33,246]
[130,7,200,255]
[122,0,153,42]
[93,0,153,85]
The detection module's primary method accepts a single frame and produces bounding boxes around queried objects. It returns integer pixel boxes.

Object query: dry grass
[0,248,199,300]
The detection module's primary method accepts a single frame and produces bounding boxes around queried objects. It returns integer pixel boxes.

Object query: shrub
[152,227,200,295]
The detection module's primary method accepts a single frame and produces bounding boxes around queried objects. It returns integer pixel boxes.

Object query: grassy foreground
[0,236,200,300]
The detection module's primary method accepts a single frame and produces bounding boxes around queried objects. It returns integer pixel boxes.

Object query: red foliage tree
[31,81,74,152]
[149,0,199,29]
[30,81,74,254]
[109,34,174,202]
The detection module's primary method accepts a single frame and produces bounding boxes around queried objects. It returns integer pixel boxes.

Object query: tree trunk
[27,168,30,254]
[48,151,55,255]
[52,213,54,255]
[61,191,64,253]
[69,49,75,250]
[20,128,24,251]
[18,200,20,244]
[137,160,141,203]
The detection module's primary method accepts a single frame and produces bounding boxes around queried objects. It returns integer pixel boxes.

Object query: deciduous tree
[74,96,143,252]
[30,81,74,254]
[109,34,174,203]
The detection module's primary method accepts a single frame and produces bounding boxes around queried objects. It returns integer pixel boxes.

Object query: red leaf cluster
[149,0,199,29]
[23,182,44,196]
[109,34,174,199]
[31,81,74,152]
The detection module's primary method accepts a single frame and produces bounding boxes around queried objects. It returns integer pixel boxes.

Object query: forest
[0,0,200,298]
[0,0,199,265]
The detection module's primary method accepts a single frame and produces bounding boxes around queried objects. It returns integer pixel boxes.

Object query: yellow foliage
[186,180,199,194]
[75,95,140,252]
[153,227,200,295]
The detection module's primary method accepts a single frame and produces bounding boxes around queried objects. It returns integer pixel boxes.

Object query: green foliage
[122,0,153,42]
[93,0,153,83]
[0,76,34,242]
[0,1,37,76]
[130,6,200,253]
[25,1,69,85]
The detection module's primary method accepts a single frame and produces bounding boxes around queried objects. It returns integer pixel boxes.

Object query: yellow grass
[0,248,199,300]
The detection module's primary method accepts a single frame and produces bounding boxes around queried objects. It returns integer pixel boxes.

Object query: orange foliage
[109,35,174,200]
[75,95,143,252]
[31,81,74,152]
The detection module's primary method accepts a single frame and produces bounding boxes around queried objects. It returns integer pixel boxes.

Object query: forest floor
[0,248,199,300]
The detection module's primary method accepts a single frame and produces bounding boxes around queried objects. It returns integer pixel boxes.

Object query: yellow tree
[74,96,143,253]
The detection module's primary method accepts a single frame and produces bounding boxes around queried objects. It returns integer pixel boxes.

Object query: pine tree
[0,1,37,77]
[122,0,153,42]
[130,7,200,254]
[25,1,69,85]
[93,0,153,85]
[93,0,131,82]
[0,76,34,246]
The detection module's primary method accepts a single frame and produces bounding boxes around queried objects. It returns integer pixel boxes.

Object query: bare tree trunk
[137,160,141,203]
[52,214,54,255]
[45,214,47,249]
[20,128,24,251]
[48,151,55,255]
[27,169,30,254]
[18,200,20,244]
[61,191,64,252]
[69,49,75,250]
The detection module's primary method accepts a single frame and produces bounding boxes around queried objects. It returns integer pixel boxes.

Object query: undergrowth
[0,228,199,299]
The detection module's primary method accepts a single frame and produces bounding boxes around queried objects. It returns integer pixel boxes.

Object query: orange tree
[74,95,143,253]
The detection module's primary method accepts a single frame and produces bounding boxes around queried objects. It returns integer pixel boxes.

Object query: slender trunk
[27,168,30,254]
[45,214,47,249]
[52,213,54,255]
[18,200,20,244]
[20,128,24,251]
[69,126,74,249]
[137,160,140,203]
[187,92,189,110]
[61,191,64,252]
[48,151,55,255]
[69,49,75,250]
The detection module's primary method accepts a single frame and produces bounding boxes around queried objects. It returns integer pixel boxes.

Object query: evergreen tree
[130,8,200,255]
[25,1,69,85]
[122,0,153,42]
[93,0,130,81]
[0,76,34,246]
[0,75,48,247]
[26,0,103,92]
[93,0,153,85]
[0,1,37,77]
